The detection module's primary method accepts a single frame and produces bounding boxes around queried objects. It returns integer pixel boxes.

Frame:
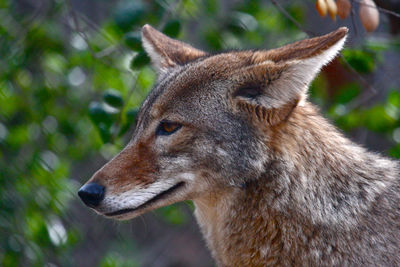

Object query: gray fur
[80,25,400,266]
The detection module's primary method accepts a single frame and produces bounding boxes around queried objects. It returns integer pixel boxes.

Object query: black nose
[78,182,105,208]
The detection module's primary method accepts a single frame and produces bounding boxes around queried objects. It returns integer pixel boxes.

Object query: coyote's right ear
[234,27,348,126]
[141,24,207,73]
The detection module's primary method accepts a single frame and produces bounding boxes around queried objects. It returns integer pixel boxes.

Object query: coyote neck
[193,103,398,266]
[194,185,286,266]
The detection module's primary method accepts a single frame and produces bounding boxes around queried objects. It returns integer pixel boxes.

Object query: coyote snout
[79,25,400,266]
[78,137,195,219]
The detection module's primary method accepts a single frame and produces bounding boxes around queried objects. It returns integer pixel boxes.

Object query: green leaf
[362,105,396,133]
[126,108,139,123]
[88,101,117,127]
[156,204,188,225]
[136,67,156,92]
[333,83,360,104]
[100,253,139,267]
[389,143,400,159]
[114,1,146,32]
[203,28,222,50]
[118,108,139,137]
[333,109,361,131]
[162,20,181,38]
[103,89,124,108]
[204,0,218,15]
[228,12,258,34]
[342,49,376,74]
[98,123,112,143]
[388,90,400,108]
[130,52,150,70]
[123,31,142,51]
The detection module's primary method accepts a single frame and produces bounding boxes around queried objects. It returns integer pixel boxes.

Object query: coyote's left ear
[141,24,207,73]
[234,27,348,125]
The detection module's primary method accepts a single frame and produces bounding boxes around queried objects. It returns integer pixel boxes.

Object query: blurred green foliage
[0,0,399,266]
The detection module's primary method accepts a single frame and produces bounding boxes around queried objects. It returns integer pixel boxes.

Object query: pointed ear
[233,27,348,125]
[141,24,207,73]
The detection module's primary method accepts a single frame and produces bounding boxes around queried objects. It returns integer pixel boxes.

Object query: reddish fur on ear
[141,24,207,71]
[237,98,299,126]
[253,27,348,64]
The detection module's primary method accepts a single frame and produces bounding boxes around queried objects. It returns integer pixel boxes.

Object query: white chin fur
[100,173,195,215]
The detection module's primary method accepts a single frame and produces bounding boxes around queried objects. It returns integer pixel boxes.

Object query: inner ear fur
[236,97,299,126]
[233,64,299,126]
[141,24,207,72]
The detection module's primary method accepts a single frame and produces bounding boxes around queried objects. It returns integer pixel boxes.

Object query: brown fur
[79,25,400,266]
[92,138,157,189]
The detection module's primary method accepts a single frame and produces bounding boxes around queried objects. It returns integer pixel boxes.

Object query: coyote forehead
[142,53,246,120]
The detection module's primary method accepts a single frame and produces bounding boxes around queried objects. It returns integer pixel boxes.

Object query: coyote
[78,25,400,266]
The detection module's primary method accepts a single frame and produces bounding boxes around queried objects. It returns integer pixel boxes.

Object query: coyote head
[78,25,347,220]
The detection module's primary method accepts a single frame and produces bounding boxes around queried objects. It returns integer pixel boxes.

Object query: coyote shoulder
[79,25,400,266]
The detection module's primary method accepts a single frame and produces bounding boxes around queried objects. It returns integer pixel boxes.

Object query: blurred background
[1,0,399,266]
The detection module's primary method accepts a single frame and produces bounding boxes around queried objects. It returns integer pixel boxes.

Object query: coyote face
[78,25,347,220]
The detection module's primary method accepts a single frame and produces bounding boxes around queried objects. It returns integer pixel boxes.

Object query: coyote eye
[156,120,182,136]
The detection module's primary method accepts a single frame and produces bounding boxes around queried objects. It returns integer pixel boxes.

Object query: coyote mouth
[105,182,186,217]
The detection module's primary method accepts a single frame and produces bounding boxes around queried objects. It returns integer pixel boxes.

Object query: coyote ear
[234,27,348,125]
[141,24,207,73]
